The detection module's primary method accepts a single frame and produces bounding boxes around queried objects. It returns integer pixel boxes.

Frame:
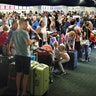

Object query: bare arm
[72,38,75,50]
[7,40,14,55]
[66,35,71,50]
[30,28,37,34]
[35,26,42,40]
[29,25,37,34]
[24,38,32,45]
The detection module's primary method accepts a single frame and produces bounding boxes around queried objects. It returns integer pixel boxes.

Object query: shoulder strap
[73,25,76,29]
[68,25,76,32]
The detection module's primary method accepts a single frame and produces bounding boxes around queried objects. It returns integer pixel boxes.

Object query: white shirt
[41,26,47,42]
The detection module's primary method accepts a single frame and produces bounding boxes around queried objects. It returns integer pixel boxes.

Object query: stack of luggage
[5,45,50,95]
[0,44,51,96]
[35,45,54,83]
[28,61,49,96]
[7,60,49,96]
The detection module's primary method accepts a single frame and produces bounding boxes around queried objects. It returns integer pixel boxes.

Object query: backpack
[61,22,70,35]
[59,34,65,44]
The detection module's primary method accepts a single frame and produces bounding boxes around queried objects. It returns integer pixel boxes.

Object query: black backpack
[61,22,70,35]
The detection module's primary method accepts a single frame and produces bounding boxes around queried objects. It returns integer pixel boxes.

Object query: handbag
[35,33,43,41]
[91,30,96,36]
[80,28,89,46]
[80,40,89,46]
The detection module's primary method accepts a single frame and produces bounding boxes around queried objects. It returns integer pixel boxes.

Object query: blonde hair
[68,31,75,38]
[53,41,58,48]
[3,25,9,31]
[58,44,66,51]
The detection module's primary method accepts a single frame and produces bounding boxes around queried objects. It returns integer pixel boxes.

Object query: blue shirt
[32,20,39,30]
[6,28,16,44]
[31,20,39,36]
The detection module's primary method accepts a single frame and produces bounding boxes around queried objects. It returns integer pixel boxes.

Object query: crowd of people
[0,10,96,96]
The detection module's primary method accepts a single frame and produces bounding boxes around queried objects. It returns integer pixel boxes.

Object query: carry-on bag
[7,62,16,91]
[64,50,78,70]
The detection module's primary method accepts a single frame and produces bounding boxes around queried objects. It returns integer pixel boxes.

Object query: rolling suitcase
[29,63,49,96]
[0,55,14,87]
[0,55,9,87]
[7,62,16,91]
[27,61,39,91]
[64,50,78,70]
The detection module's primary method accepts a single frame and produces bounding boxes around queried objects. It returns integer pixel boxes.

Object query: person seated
[57,44,70,75]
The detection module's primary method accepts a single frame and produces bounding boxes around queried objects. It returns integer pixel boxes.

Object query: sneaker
[94,46,96,48]
[85,59,88,62]
[80,58,86,62]
[60,72,66,75]
[53,69,59,73]
[88,58,91,62]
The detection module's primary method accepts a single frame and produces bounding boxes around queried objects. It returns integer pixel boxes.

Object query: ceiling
[0,0,96,7]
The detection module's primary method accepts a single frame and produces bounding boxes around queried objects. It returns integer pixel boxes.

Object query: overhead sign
[41,6,63,12]
[0,4,15,9]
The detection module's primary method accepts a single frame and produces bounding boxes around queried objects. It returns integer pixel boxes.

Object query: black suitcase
[7,62,16,91]
[38,53,52,66]
[0,55,14,88]
[0,56,9,87]
[64,50,78,70]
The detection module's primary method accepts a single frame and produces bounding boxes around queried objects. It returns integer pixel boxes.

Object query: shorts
[15,55,30,75]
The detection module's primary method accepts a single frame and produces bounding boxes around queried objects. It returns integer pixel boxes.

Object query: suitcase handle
[0,58,2,63]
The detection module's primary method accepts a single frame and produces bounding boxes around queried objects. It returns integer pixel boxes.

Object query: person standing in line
[0,25,9,54]
[6,19,18,55]
[0,19,9,32]
[39,20,48,46]
[65,31,76,51]
[31,15,40,38]
[66,19,82,59]
[8,18,32,96]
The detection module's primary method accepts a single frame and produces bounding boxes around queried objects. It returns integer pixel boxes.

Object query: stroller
[34,45,54,83]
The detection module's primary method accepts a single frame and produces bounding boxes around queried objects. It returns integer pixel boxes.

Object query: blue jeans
[94,27,96,30]
[84,45,90,60]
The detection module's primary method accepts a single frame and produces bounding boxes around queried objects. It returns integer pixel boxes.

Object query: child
[59,33,65,44]
[52,41,60,73]
[53,41,60,61]
[58,44,70,75]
